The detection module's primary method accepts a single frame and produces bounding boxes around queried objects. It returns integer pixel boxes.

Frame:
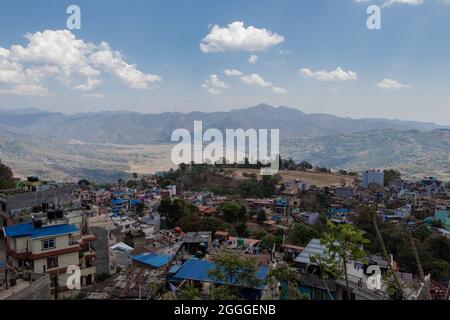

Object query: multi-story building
[2,215,96,294]
[362,170,384,188]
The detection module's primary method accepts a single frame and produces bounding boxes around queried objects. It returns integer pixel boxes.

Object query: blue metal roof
[168,264,183,274]
[3,223,78,239]
[130,199,143,206]
[132,253,171,268]
[172,259,268,290]
[112,199,128,206]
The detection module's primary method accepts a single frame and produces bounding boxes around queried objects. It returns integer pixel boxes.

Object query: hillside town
[0,160,449,301]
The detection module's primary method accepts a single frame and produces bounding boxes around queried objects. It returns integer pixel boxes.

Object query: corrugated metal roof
[294,238,339,265]
[3,222,78,238]
[172,258,268,289]
[132,253,171,268]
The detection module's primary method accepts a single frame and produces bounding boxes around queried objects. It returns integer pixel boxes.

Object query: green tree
[256,211,267,224]
[158,198,197,228]
[219,202,247,224]
[319,221,369,300]
[135,202,145,216]
[208,250,262,299]
[178,214,202,232]
[0,162,14,190]
[177,284,201,300]
[260,233,277,249]
[286,223,318,247]
[199,217,226,234]
[413,225,432,242]
[267,263,308,300]
[384,169,401,187]
[235,222,249,238]
[424,235,450,262]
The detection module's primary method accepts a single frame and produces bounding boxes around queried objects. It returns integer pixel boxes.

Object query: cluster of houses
[0,169,449,300]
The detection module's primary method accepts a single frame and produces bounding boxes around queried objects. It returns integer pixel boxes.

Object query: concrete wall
[4,185,74,214]
[5,274,51,300]
[90,226,110,275]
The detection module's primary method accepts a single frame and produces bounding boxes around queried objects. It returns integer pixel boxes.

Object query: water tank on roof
[47,210,56,220]
[33,219,43,229]
[55,209,64,219]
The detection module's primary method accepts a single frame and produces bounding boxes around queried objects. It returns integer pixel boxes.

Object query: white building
[362,170,384,188]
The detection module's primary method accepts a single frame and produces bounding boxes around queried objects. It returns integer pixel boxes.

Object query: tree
[256,211,267,224]
[132,172,138,179]
[78,179,90,188]
[158,198,196,228]
[235,180,265,198]
[286,223,318,247]
[219,202,247,224]
[177,284,201,300]
[126,180,138,189]
[260,233,277,249]
[319,221,369,300]
[384,169,401,187]
[208,250,262,299]
[267,263,308,300]
[135,202,145,216]
[199,217,226,234]
[424,235,450,262]
[179,214,202,232]
[0,162,14,190]
[413,225,432,242]
[235,222,249,238]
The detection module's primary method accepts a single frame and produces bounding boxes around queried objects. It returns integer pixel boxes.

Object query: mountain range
[0,104,449,182]
[0,104,447,144]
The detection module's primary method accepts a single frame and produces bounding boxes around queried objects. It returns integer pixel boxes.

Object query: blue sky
[0,0,449,124]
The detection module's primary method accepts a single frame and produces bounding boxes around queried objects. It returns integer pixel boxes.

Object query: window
[47,257,58,269]
[42,238,56,251]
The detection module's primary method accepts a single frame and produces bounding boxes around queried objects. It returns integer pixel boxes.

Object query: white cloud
[73,77,103,91]
[201,74,228,95]
[240,73,272,87]
[376,78,412,90]
[248,54,258,64]
[300,67,358,81]
[0,83,51,96]
[0,29,161,96]
[271,86,287,94]
[329,88,339,94]
[223,69,243,76]
[279,50,292,55]
[200,21,284,53]
[240,73,285,94]
[382,0,423,7]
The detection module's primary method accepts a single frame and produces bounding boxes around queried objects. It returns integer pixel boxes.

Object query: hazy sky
[0,0,450,124]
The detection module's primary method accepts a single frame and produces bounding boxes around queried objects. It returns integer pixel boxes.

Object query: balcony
[80,266,96,277]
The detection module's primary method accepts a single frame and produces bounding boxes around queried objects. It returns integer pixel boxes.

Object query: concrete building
[2,217,96,294]
[362,170,384,188]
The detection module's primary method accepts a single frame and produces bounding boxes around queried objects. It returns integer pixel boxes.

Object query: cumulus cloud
[200,21,284,53]
[240,73,286,94]
[279,50,292,55]
[223,69,243,76]
[300,67,358,81]
[271,86,287,94]
[248,54,258,64]
[383,0,423,7]
[376,78,412,90]
[0,29,161,96]
[0,83,51,96]
[240,73,272,87]
[201,74,228,95]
